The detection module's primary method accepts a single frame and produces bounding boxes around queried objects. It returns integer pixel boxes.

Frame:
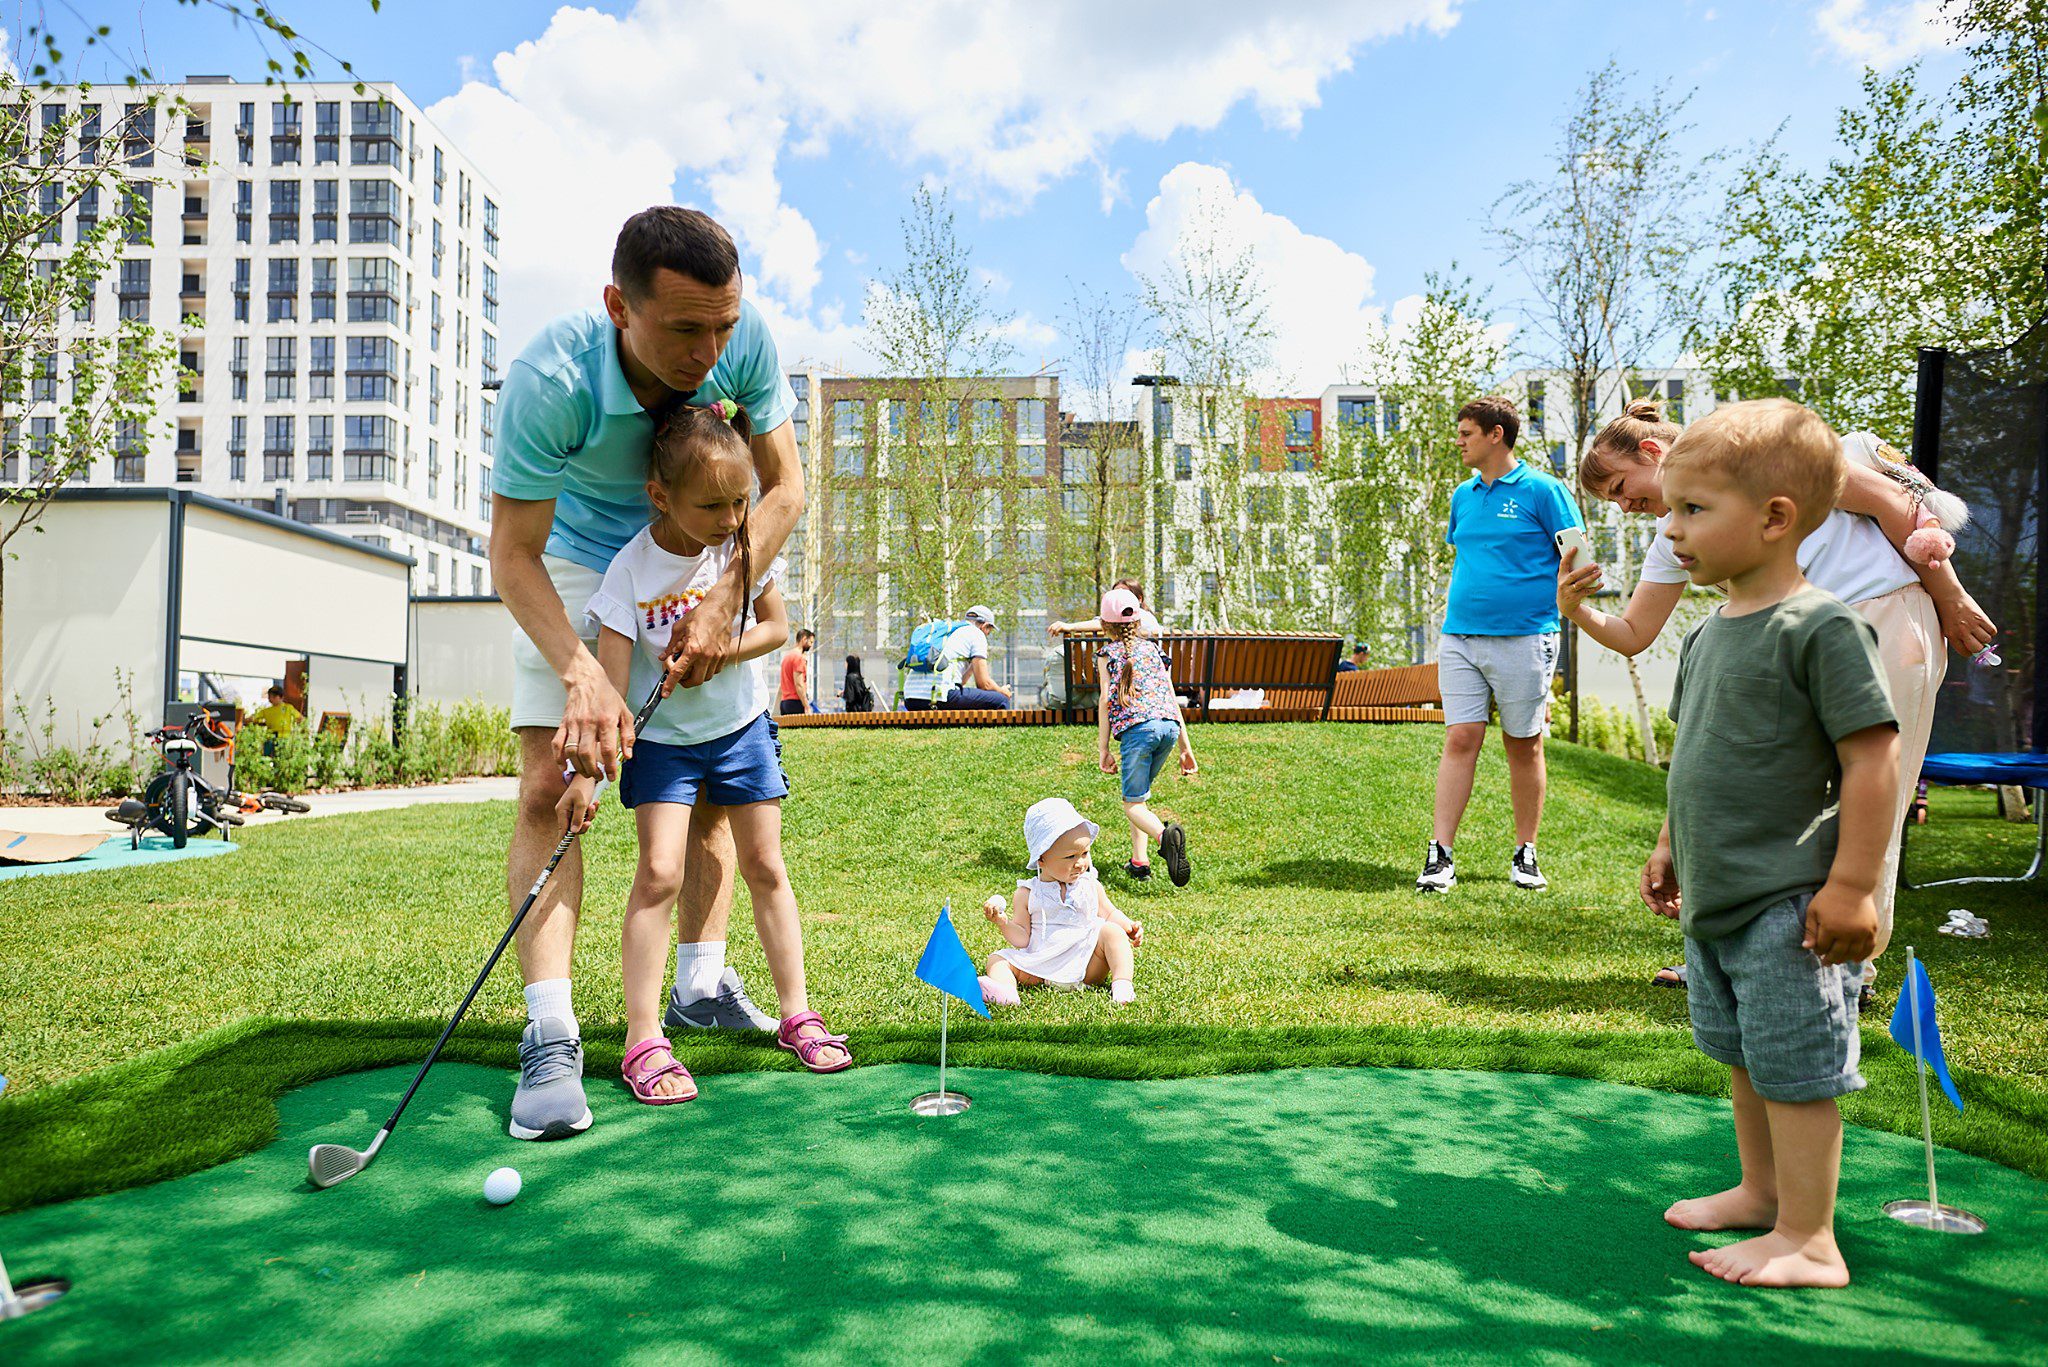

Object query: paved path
[0,776,519,837]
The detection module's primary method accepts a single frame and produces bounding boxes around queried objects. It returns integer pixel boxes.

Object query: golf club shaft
[373,682,664,1136]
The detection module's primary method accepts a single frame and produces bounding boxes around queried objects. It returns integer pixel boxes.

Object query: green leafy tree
[1321,272,1505,663]
[1053,280,1146,605]
[1138,197,1277,629]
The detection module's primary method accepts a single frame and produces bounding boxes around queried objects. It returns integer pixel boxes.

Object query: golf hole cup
[484,1167,522,1205]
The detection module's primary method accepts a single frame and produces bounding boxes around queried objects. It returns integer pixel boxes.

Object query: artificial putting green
[4,1064,2043,1365]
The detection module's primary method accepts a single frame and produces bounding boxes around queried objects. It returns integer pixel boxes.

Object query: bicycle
[106,707,312,849]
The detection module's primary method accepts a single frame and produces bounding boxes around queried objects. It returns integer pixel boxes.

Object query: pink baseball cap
[1099,588,1142,622]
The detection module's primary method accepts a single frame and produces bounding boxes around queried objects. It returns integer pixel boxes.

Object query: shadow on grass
[1231,856,1412,893]
[1366,966,1692,1022]
[973,845,1029,877]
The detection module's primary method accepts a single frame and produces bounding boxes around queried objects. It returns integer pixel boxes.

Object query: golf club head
[307,1143,371,1188]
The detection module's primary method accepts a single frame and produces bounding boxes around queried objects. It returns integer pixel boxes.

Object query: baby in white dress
[979,797,1144,1006]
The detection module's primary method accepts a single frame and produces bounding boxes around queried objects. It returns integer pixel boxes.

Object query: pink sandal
[621,1037,697,1104]
[776,1011,852,1074]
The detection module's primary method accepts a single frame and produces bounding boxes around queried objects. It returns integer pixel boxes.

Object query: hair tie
[708,398,739,423]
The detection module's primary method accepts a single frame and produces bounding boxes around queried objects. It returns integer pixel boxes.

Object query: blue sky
[43,0,1968,398]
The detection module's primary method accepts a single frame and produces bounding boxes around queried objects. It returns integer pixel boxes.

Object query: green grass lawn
[2,724,2043,1213]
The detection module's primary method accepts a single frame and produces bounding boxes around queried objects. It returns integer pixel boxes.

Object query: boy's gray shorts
[1438,632,1558,736]
[1685,893,1867,1103]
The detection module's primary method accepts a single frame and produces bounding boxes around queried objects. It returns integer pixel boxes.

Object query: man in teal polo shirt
[489,206,802,1141]
[1415,395,1583,898]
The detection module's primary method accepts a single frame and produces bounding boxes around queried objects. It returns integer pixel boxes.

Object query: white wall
[3,499,170,745]
[181,503,411,665]
[410,598,514,709]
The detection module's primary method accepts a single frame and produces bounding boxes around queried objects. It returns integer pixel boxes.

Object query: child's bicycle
[105,709,311,849]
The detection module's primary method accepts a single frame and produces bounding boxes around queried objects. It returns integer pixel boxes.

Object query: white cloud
[1121,162,1385,393]
[1814,0,1956,66]
[428,0,1459,357]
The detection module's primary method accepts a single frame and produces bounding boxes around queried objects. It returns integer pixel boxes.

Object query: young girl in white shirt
[565,402,850,1104]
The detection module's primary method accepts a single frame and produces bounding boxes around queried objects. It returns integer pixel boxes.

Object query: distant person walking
[778,628,814,716]
[1096,588,1197,885]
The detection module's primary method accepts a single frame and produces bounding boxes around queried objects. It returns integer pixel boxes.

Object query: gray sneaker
[664,966,777,1032]
[508,1016,592,1141]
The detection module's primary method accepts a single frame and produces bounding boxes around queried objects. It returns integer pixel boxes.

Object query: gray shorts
[1438,632,1558,736]
[1685,893,1867,1103]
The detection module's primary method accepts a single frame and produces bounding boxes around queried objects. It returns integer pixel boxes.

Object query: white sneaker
[1510,843,1547,890]
[1416,842,1456,892]
[1111,980,1136,1005]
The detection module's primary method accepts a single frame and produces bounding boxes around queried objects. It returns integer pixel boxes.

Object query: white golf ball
[484,1166,522,1205]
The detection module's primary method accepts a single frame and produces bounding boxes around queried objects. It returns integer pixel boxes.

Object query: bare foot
[1689,1231,1850,1288]
[1665,1184,1776,1231]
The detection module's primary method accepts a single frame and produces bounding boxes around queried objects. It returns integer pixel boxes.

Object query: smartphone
[1554,527,1605,591]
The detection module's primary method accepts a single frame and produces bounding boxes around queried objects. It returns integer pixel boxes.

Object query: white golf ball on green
[484,1167,522,1205]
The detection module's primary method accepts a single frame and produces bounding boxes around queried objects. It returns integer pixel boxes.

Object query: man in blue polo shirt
[1416,395,1583,896]
[489,207,804,1141]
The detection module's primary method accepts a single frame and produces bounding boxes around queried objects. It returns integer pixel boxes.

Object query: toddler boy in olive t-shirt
[1637,400,1899,1292]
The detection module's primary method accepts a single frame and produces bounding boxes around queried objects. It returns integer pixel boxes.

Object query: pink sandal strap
[621,1037,696,1102]
[777,1011,852,1072]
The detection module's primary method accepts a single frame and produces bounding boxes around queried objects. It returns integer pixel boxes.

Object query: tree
[1491,61,1713,751]
[1321,273,1506,662]
[860,186,1021,637]
[1948,0,2048,342]
[2,79,180,719]
[1137,196,1277,629]
[1053,280,1145,603]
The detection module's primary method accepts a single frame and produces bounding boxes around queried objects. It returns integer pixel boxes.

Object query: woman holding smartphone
[1559,400,1995,1001]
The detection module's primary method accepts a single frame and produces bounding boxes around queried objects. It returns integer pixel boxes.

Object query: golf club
[308,679,667,1189]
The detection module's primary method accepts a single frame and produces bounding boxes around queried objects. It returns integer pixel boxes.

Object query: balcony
[184,120,209,145]
[176,455,202,484]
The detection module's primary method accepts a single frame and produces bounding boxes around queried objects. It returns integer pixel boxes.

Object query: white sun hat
[1024,797,1099,870]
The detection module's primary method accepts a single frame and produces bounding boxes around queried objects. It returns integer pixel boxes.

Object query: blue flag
[1889,956,1964,1112]
[915,902,989,1019]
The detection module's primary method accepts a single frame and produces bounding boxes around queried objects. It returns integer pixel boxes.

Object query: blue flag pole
[1906,946,1940,1215]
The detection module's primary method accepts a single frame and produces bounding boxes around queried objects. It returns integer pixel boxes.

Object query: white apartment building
[9,76,501,594]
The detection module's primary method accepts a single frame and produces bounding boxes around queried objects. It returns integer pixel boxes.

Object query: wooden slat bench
[1059,631,1344,722]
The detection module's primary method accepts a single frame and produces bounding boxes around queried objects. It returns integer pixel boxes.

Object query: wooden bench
[1059,631,1344,722]
[775,707,1061,728]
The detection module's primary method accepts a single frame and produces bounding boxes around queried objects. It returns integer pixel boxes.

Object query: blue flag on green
[915,902,989,1019]
[1889,956,1963,1112]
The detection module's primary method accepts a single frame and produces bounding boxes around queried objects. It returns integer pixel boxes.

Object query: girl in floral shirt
[1096,588,1198,885]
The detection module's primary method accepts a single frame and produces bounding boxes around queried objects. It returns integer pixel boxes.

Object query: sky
[23,0,1970,407]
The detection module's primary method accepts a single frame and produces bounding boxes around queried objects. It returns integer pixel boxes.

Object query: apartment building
[7,76,501,594]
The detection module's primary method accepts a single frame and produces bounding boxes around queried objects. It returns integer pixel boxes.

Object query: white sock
[673,940,726,1004]
[523,978,577,1037]
[1111,979,1136,1004]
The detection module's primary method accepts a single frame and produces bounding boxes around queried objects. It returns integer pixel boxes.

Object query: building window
[123,102,155,167]
[431,219,443,280]
[312,179,338,242]
[74,184,99,241]
[263,415,295,479]
[1384,400,1402,434]
[1019,443,1046,478]
[265,337,297,401]
[268,179,300,243]
[307,415,334,479]
[430,293,443,351]
[122,182,152,244]
[483,196,500,256]
[309,335,335,400]
[346,256,399,322]
[432,146,445,206]
[1664,377,1686,425]
[343,415,394,480]
[481,396,496,456]
[235,178,252,243]
[1525,382,1545,440]
[1339,396,1377,433]
[36,184,61,242]
[346,335,397,402]
[314,100,340,163]
[266,258,298,322]
[349,100,400,165]
[480,462,492,522]
[78,104,100,165]
[1174,444,1192,480]
[29,351,57,403]
[116,259,150,321]
[230,337,249,400]
[112,419,146,481]
[229,416,248,479]
[427,437,441,498]
[481,263,498,323]
[310,257,336,321]
[235,101,254,162]
[271,101,302,163]
[348,178,400,244]
[481,331,498,385]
